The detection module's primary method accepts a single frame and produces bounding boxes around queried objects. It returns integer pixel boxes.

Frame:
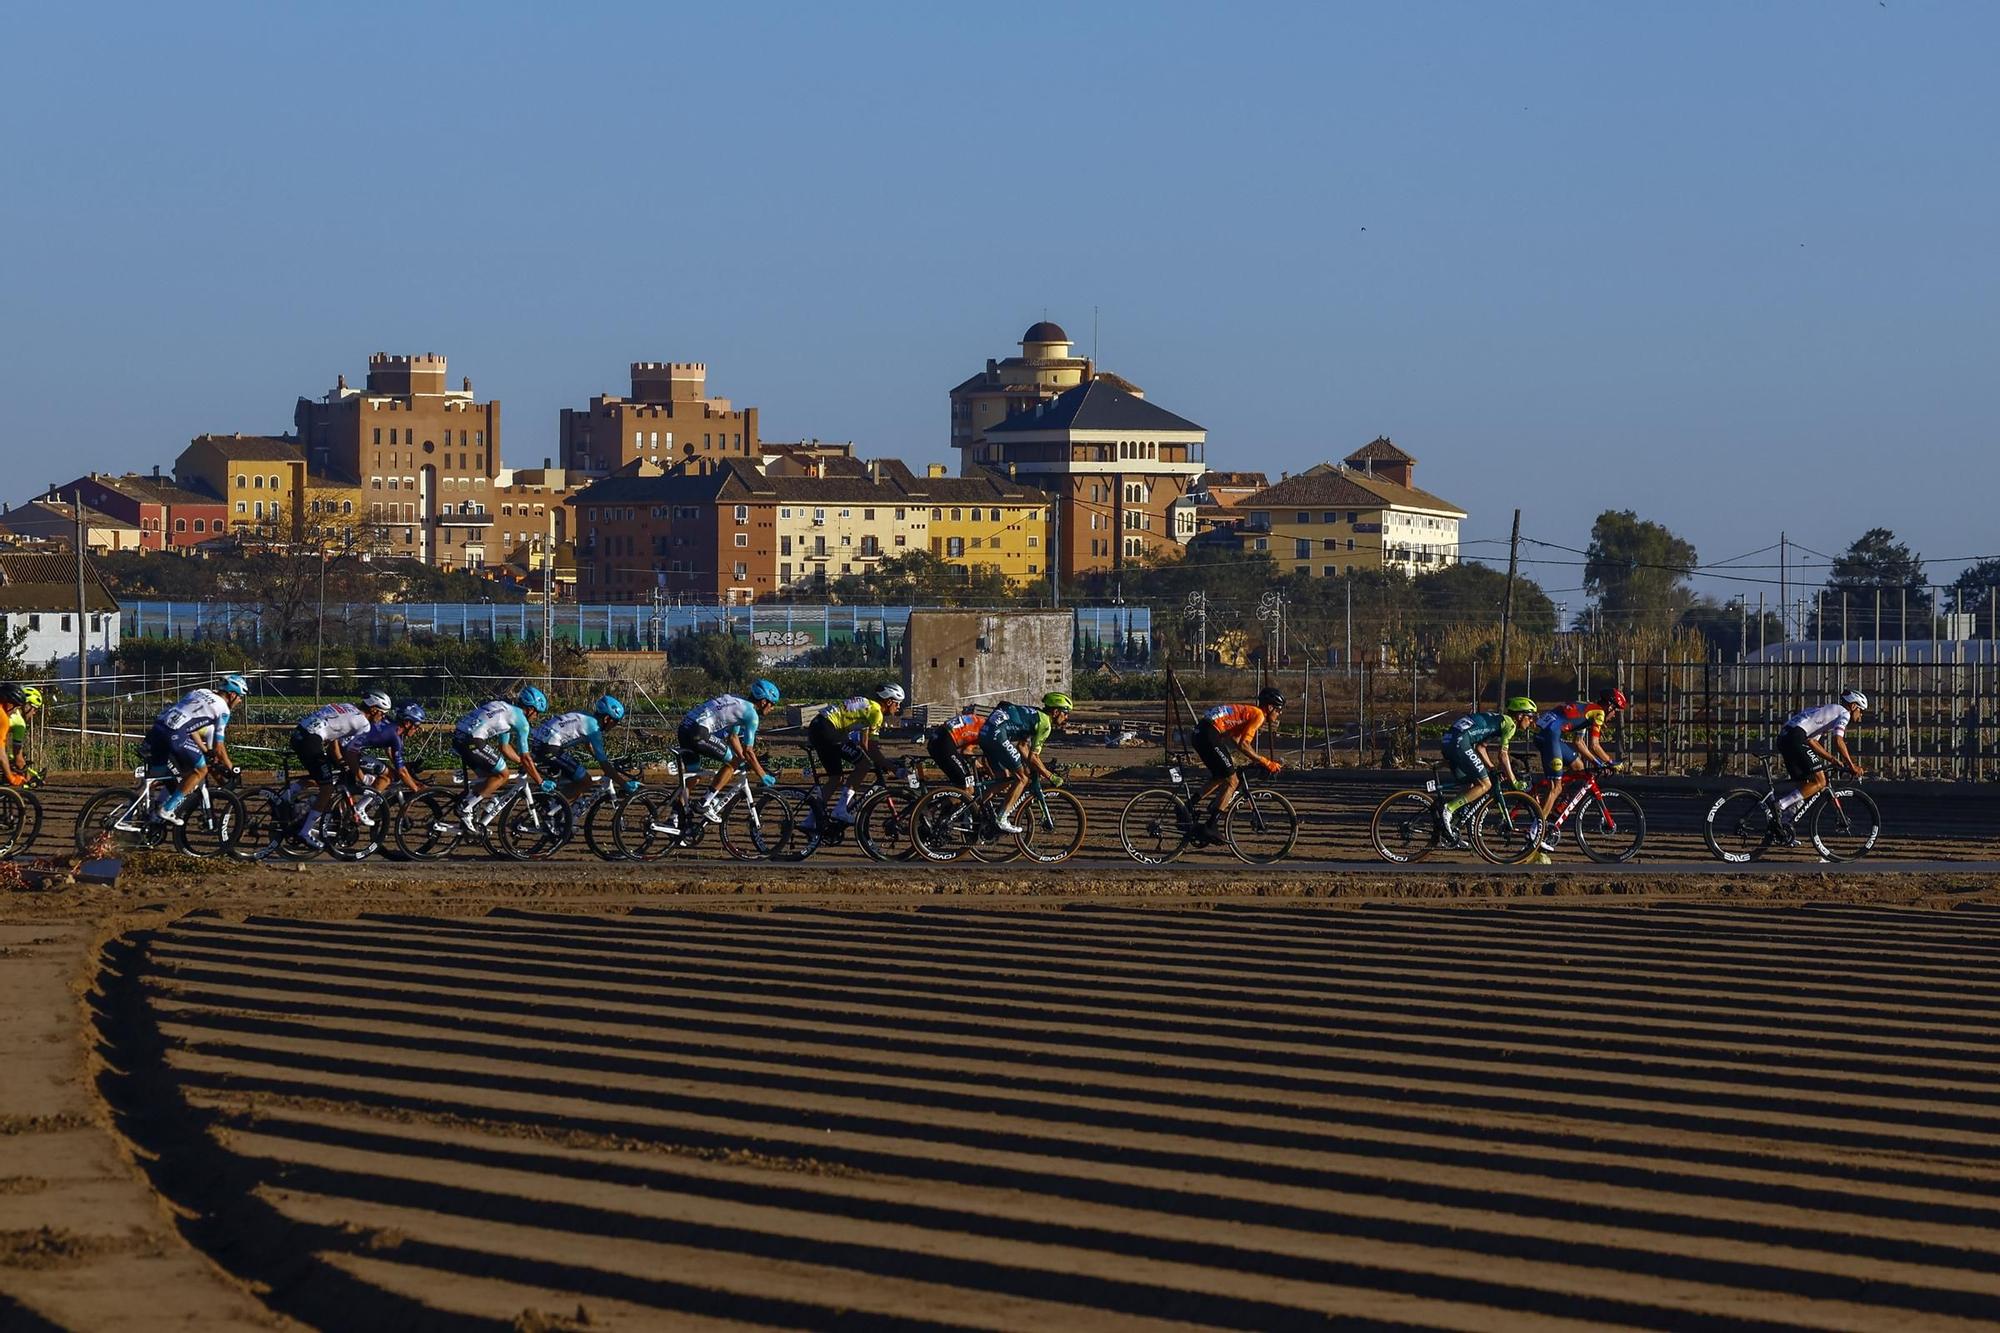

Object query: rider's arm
[1834,735,1862,775]
[729,732,767,780]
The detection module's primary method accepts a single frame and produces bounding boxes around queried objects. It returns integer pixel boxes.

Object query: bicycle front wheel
[322,803,380,863]
[176,788,245,858]
[612,790,683,862]
[722,788,801,861]
[1469,791,1541,865]
[910,789,973,862]
[1576,789,1646,864]
[1018,787,1086,865]
[1226,789,1299,865]
[1119,788,1191,865]
[855,788,921,863]
[0,788,36,858]
[1369,790,1440,864]
[502,792,573,861]
[392,789,464,861]
[582,794,626,860]
[1811,787,1882,862]
[1702,789,1774,863]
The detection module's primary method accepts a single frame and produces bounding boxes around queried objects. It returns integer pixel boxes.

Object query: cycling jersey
[456,699,530,749]
[818,697,885,733]
[1446,712,1517,748]
[938,711,983,748]
[531,711,609,762]
[1200,703,1268,744]
[685,694,760,745]
[156,689,231,743]
[1535,703,1606,740]
[298,702,372,744]
[1785,703,1850,741]
[352,719,408,769]
[981,704,1051,751]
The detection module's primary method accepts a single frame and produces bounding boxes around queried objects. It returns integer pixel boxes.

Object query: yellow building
[1235,441,1465,579]
[176,434,307,538]
[301,473,363,541]
[916,466,1051,589]
[765,459,929,593]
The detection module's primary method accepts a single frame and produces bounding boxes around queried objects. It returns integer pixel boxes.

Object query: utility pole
[1343,580,1352,678]
[541,510,556,687]
[72,490,88,745]
[315,539,328,699]
[1049,492,1062,609]
[1779,531,1788,643]
[1496,508,1521,707]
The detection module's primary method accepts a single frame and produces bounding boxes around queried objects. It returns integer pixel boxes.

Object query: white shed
[0,551,121,684]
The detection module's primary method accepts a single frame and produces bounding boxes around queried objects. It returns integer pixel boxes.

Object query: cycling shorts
[808,713,864,778]
[533,743,591,785]
[1777,726,1822,782]
[925,725,972,787]
[141,723,205,777]
[979,732,1026,774]
[677,721,735,770]
[1439,736,1488,785]
[453,732,507,778]
[289,727,340,783]
[1534,730,1577,776]
[1192,722,1235,778]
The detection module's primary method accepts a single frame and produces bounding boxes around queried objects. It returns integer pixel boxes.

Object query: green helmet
[1041,691,1073,712]
[1504,696,1538,716]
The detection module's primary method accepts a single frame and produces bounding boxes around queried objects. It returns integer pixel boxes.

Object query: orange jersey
[940,711,984,748]
[1200,703,1268,744]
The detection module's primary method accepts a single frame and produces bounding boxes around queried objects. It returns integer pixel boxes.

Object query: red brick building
[569,462,777,605]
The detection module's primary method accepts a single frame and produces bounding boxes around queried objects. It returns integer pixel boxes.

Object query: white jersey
[1785,702,1851,741]
[299,702,372,743]
[157,688,231,740]
[457,699,527,744]
[686,694,758,739]
[531,711,600,750]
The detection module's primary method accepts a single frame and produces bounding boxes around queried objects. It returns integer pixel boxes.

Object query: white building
[0,552,120,684]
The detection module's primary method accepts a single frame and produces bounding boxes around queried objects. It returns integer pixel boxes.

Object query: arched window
[175,518,187,533]
[237,473,248,489]
[270,475,280,490]
[342,501,353,515]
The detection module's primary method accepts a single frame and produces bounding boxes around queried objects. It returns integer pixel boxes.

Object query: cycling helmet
[1840,688,1869,711]
[1042,691,1074,712]
[1505,696,1538,716]
[593,694,626,722]
[1258,687,1286,709]
[1599,687,1628,711]
[748,678,781,705]
[220,673,250,697]
[517,685,549,712]
[0,684,23,708]
[394,702,426,725]
[876,683,906,703]
[361,689,392,712]
[18,687,41,709]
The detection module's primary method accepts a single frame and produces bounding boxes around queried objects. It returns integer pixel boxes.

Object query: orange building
[560,363,758,476]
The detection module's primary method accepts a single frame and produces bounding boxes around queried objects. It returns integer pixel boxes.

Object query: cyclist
[980,692,1071,835]
[1437,696,1539,840]
[1192,688,1285,832]
[808,683,905,825]
[145,674,247,826]
[925,703,987,793]
[0,684,40,790]
[452,686,547,830]
[678,678,781,824]
[1531,687,1626,829]
[1775,688,1867,839]
[353,702,429,802]
[532,694,628,803]
[289,689,393,848]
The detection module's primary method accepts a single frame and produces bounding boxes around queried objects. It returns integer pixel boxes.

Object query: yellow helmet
[19,687,42,709]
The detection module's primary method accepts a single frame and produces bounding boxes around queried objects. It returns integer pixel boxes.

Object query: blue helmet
[517,685,549,712]
[395,702,426,725]
[593,694,626,722]
[220,673,250,697]
[748,678,781,704]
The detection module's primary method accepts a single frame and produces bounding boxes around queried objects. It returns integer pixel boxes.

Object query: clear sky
[2,1,1992,604]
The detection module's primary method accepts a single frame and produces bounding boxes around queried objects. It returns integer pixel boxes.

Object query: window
[734,505,748,523]
[1295,538,1311,559]
[1028,535,1038,547]
[864,509,875,521]
[1348,511,1359,523]
[175,518,187,533]
[950,508,961,521]
[235,501,247,514]
[1322,512,1337,524]
[237,473,248,490]
[733,562,747,580]
[971,537,983,549]
[1253,536,1268,551]
[894,508,905,521]
[780,535,792,555]
[781,508,791,519]
[814,536,826,555]
[734,533,749,548]
[894,534,906,547]
[781,563,793,582]
[946,537,965,557]
[1347,538,1356,552]
[270,475,280,491]
[839,508,851,519]
[813,508,825,522]
[342,501,353,515]
[60,615,71,633]
[373,428,381,445]
[1324,566,1337,577]
[1296,512,1309,524]
[388,477,399,491]
[194,519,205,533]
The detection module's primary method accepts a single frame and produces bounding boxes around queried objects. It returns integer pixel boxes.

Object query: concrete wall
[905,609,1072,722]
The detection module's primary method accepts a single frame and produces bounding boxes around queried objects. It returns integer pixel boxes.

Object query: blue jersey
[353,719,408,769]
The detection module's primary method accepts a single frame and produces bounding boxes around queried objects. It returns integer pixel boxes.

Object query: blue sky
[2,1,1992,603]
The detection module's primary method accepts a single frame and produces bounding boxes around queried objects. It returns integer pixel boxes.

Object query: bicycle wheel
[1469,791,1541,865]
[0,788,34,858]
[722,788,800,861]
[1226,788,1299,865]
[322,802,380,863]
[1702,789,1774,863]
[1014,787,1086,864]
[176,788,245,858]
[1119,788,1192,866]
[1811,787,1882,862]
[1576,789,1646,864]
[392,788,465,861]
[613,789,685,862]
[502,791,573,861]
[1369,789,1440,864]
[968,795,1025,864]
[582,794,626,860]
[271,789,323,861]
[75,787,154,856]
[230,791,282,861]
[910,788,974,862]
[855,787,921,862]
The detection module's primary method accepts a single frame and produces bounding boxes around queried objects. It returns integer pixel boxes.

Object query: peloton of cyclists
[1436,696,1540,840]
[1192,688,1285,833]
[1774,689,1868,842]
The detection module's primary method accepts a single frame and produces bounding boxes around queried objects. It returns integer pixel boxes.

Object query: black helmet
[1258,687,1286,709]
[0,683,24,708]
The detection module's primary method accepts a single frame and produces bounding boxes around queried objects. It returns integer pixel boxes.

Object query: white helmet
[361,690,392,711]
[876,683,906,703]
[1839,688,1869,711]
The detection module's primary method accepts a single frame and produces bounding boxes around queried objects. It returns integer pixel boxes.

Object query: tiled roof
[1344,436,1415,465]
[569,460,770,507]
[2,500,127,530]
[88,474,223,508]
[985,380,1203,436]
[1241,463,1464,517]
[188,434,304,462]
[0,552,119,612]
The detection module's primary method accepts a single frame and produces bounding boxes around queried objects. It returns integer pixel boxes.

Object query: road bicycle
[73,763,246,859]
[1474,761,1647,865]
[241,759,409,863]
[1368,765,1540,864]
[388,767,568,861]
[909,772,1086,865]
[610,755,798,862]
[1703,745,1881,863]
[1119,757,1298,865]
[563,753,655,860]
[0,767,46,858]
[786,751,928,863]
